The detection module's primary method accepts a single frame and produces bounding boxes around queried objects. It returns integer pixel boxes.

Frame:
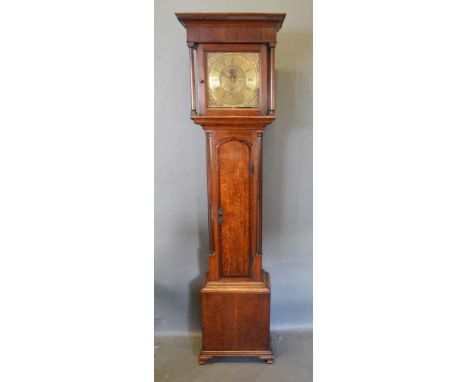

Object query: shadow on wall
[264,30,313,238]
[154,223,208,338]
[187,224,208,346]
[262,30,313,329]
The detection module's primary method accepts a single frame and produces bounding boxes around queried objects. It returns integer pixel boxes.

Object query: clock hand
[229,68,236,81]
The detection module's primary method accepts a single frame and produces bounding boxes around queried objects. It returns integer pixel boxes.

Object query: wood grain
[176,12,285,364]
[217,138,252,277]
[200,271,272,363]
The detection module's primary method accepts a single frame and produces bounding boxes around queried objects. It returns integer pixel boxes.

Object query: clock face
[206,52,260,108]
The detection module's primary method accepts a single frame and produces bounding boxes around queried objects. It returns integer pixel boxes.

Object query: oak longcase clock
[176,12,286,365]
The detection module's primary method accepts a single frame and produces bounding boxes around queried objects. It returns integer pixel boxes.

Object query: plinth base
[199,350,274,365]
[199,270,273,365]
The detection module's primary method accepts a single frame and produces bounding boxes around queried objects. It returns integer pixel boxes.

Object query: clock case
[176,13,286,365]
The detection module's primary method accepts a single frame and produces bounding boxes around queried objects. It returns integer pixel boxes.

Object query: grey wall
[155,0,312,334]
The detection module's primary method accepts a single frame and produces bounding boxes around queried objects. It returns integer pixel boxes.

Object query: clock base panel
[199,270,272,364]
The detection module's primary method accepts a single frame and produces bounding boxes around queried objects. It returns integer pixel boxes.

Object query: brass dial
[207,52,260,108]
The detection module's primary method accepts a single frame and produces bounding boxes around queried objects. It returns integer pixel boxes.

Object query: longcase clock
[176,12,286,365]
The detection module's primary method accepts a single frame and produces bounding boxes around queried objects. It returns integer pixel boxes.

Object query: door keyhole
[218,206,224,223]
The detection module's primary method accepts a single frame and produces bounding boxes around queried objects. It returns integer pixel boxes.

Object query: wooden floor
[155,330,312,382]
